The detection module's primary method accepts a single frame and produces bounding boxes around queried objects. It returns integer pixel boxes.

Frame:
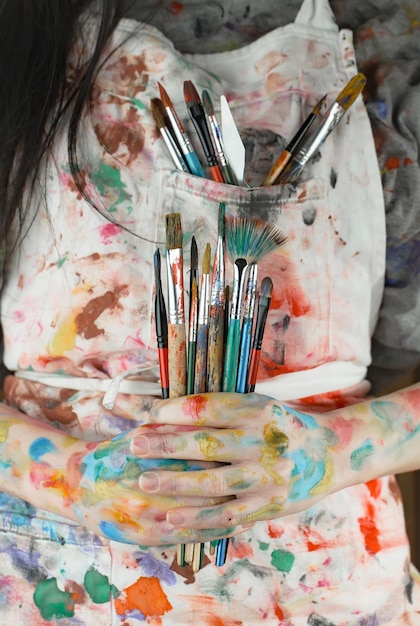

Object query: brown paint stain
[75,284,128,340]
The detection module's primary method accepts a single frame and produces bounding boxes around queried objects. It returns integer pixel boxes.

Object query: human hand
[66,429,246,546]
[131,393,338,529]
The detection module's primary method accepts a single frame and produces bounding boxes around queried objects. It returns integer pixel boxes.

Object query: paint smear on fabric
[84,567,118,604]
[114,576,172,617]
[271,549,295,573]
[358,500,381,556]
[33,578,75,620]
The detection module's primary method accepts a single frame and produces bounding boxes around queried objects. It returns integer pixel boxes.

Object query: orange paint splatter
[274,604,285,619]
[267,522,284,539]
[358,501,381,556]
[230,540,253,559]
[384,156,400,170]
[114,576,172,617]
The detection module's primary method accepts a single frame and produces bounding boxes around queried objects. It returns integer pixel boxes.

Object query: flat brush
[260,93,327,186]
[154,248,169,399]
[184,80,224,183]
[278,72,367,184]
[246,277,274,393]
[158,82,206,178]
[202,89,237,185]
[207,202,226,393]
[151,97,189,173]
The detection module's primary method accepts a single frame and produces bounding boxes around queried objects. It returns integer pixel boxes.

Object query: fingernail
[132,436,150,455]
[167,511,185,526]
[139,472,160,492]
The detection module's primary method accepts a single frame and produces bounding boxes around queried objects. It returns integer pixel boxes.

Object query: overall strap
[295,0,338,31]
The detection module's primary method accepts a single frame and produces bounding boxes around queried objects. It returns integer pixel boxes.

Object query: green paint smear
[84,567,119,604]
[33,578,75,620]
[270,549,295,573]
[351,439,374,471]
[91,162,133,213]
[259,541,270,551]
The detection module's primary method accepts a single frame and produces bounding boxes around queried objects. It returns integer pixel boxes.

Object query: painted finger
[166,494,285,529]
[139,462,270,497]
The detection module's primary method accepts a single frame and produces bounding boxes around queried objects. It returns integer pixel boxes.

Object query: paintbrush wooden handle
[207,305,224,393]
[168,323,187,397]
[194,324,208,393]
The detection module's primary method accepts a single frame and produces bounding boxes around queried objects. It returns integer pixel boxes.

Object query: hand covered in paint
[130,393,336,530]
[66,429,247,546]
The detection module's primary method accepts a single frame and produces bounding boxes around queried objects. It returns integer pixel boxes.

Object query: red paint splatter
[182,394,208,422]
[366,479,381,499]
[404,158,414,166]
[169,1,184,14]
[267,522,284,539]
[274,604,285,619]
[358,501,381,556]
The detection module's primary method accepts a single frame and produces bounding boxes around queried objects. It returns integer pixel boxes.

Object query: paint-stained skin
[1,0,420,624]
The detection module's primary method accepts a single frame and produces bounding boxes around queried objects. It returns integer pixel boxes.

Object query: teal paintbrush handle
[222,319,241,392]
[187,340,196,395]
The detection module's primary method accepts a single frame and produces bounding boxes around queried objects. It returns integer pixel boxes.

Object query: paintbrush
[194,243,211,394]
[165,213,187,399]
[278,73,367,184]
[158,82,206,178]
[222,217,286,393]
[202,89,237,185]
[246,277,274,393]
[189,236,198,323]
[151,97,189,173]
[235,262,258,394]
[154,248,169,399]
[207,202,226,393]
[187,275,198,395]
[260,93,327,186]
[184,80,225,183]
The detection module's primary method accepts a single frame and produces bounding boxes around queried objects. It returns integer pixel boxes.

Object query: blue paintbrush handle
[185,151,206,178]
[236,317,253,393]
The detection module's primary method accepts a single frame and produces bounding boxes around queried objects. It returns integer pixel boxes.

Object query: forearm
[325,382,420,490]
[0,402,84,522]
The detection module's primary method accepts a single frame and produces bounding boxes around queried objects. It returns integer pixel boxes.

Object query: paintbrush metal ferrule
[293,101,347,167]
[230,258,248,319]
[198,273,210,325]
[166,249,185,324]
[210,237,225,306]
[202,89,238,185]
[188,278,198,344]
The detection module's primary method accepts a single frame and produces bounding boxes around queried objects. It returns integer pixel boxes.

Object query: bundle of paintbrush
[151,81,237,184]
[151,72,366,188]
[153,206,285,570]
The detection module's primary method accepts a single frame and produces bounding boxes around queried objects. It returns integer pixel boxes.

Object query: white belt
[15,360,367,408]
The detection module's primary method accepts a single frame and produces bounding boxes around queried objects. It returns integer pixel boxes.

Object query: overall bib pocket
[153,169,332,379]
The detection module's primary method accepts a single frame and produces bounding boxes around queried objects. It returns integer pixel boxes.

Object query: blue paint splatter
[29,438,57,463]
[282,404,320,430]
[286,449,325,500]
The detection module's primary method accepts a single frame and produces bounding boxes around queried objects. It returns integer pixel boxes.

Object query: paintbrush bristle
[218,202,225,240]
[336,73,366,111]
[191,236,198,271]
[154,247,161,283]
[225,216,286,264]
[312,93,327,116]
[158,82,172,108]
[260,276,273,299]
[165,213,183,250]
[184,80,201,106]
[151,98,167,129]
[202,89,214,116]
[202,243,211,274]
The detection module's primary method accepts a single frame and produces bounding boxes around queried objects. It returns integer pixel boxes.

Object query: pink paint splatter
[98,223,122,245]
